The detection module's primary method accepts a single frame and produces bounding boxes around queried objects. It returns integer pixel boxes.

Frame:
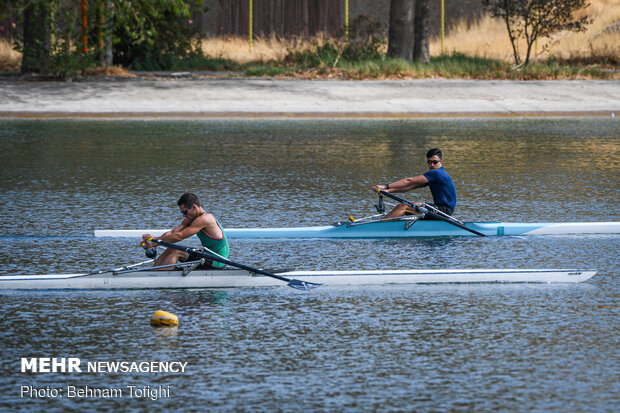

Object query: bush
[112,0,206,70]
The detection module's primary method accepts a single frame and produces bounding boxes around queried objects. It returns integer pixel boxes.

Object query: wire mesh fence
[195,0,485,39]
[2,1,485,41]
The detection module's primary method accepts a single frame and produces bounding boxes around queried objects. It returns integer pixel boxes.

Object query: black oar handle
[377,189,426,213]
[148,238,290,281]
[147,238,321,290]
[377,190,486,237]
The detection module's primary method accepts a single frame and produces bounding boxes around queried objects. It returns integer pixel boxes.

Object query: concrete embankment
[1,78,619,117]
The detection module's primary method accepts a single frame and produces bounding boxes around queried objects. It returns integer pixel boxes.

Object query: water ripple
[0,118,618,411]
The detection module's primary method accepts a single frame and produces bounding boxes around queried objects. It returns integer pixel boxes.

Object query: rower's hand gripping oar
[377,190,486,237]
[146,238,321,291]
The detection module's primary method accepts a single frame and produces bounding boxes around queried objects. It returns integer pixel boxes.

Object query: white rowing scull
[0,266,596,290]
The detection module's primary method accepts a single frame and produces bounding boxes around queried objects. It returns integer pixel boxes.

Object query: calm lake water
[0,118,618,412]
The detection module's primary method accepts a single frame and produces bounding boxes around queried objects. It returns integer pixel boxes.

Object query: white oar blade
[287,279,321,291]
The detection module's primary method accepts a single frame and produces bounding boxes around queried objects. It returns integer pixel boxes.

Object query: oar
[377,190,487,237]
[147,238,321,291]
[87,259,155,275]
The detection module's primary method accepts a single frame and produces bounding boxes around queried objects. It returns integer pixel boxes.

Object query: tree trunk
[21,1,51,73]
[504,15,521,66]
[104,1,113,66]
[413,0,430,63]
[387,0,414,61]
[301,0,309,37]
[98,0,106,67]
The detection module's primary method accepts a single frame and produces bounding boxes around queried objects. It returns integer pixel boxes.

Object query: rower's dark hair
[178,192,201,208]
[426,148,442,159]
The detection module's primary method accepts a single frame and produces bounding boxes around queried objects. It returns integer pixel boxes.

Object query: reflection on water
[1,282,617,411]
[0,118,618,411]
[1,118,618,234]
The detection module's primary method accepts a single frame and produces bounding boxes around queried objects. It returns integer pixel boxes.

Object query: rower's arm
[383,175,428,193]
[157,214,219,243]
[142,219,191,244]
[158,221,200,243]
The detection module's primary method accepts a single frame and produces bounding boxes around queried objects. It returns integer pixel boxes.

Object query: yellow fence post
[441,0,444,54]
[345,0,349,43]
[249,0,253,52]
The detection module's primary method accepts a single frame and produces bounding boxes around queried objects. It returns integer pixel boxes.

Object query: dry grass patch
[0,38,21,71]
[200,35,298,63]
[431,0,620,65]
[430,15,517,61]
[549,0,620,64]
[85,65,136,77]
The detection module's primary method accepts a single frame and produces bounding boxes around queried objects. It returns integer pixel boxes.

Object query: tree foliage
[20,1,51,73]
[111,0,205,70]
[484,0,590,67]
[2,0,206,74]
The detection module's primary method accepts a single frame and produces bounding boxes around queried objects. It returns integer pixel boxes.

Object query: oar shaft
[88,259,155,275]
[377,190,486,237]
[147,239,321,290]
[149,238,291,282]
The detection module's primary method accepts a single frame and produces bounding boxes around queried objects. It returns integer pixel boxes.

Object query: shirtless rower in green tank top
[141,193,229,269]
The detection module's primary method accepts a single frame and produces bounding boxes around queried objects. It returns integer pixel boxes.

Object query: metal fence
[2,0,486,42]
[195,0,485,39]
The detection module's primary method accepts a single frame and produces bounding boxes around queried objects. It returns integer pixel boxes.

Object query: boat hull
[94,221,620,239]
[0,268,596,290]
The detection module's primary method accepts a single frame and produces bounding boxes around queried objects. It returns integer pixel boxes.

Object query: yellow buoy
[150,310,178,327]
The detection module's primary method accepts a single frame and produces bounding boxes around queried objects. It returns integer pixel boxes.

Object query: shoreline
[0,111,615,119]
[1,78,619,118]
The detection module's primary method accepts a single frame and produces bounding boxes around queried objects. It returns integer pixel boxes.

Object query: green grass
[101,41,620,79]
[233,48,617,79]
[130,53,246,72]
[514,59,614,79]
[424,53,509,78]
[3,40,615,79]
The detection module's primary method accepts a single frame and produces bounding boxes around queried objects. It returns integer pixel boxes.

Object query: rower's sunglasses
[181,205,193,215]
[427,159,441,165]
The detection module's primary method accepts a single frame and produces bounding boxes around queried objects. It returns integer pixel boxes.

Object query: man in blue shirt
[372,148,457,219]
